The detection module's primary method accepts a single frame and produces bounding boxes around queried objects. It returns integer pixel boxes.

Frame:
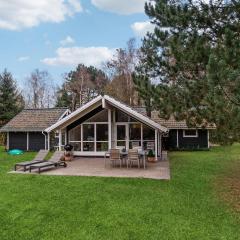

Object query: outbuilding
[0,108,69,151]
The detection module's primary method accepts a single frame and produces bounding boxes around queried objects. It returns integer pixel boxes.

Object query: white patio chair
[109,149,122,168]
[127,149,140,168]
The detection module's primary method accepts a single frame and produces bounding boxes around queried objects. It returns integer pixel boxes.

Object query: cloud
[60,36,75,46]
[18,56,30,62]
[41,46,115,67]
[0,0,83,30]
[131,21,155,37]
[91,0,146,15]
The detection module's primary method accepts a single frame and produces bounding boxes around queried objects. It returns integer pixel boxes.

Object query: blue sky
[0,0,153,88]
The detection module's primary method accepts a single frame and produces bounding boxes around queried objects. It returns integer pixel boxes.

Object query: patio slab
[40,157,170,180]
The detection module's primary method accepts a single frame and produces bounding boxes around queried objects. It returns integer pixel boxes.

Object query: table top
[105,150,147,156]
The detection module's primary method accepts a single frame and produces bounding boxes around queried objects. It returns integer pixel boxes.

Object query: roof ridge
[23,107,69,111]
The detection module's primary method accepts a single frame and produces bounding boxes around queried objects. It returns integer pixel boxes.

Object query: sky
[0,0,154,88]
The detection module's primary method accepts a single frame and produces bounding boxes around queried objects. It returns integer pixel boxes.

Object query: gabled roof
[45,95,168,133]
[0,108,69,132]
[104,95,168,132]
[133,107,216,129]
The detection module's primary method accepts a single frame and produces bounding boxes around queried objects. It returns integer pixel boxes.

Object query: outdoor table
[104,150,147,169]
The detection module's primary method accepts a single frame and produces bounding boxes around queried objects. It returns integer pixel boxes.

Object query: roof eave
[44,95,168,133]
[44,95,103,133]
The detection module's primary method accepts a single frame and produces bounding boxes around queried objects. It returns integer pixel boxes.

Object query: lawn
[0,146,240,240]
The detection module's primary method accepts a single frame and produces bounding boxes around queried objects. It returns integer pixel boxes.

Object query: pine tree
[0,69,24,125]
[134,0,240,144]
[55,85,72,108]
[206,28,240,144]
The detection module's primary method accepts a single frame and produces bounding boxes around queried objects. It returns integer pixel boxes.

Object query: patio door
[116,123,128,150]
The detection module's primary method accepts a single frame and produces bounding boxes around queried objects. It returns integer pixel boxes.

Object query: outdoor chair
[109,149,122,168]
[128,149,140,168]
[14,150,49,171]
[29,151,66,174]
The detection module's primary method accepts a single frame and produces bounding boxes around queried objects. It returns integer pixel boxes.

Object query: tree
[25,69,56,108]
[105,38,140,106]
[133,75,153,117]
[206,28,240,144]
[55,85,72,108]
[0,69,24,125]
[133,40,161,117]
[56,64,109,110]
[134,0,240,144]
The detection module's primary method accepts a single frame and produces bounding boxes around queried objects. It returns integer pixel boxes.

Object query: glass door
[116,124,128,149]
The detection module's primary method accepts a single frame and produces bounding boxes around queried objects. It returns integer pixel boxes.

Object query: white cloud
[91,0,146,15]
[0,0,83,30]
[131,21,155,37]
[42,46,115,67]
[60,36,75,46]
[18,56,30,62]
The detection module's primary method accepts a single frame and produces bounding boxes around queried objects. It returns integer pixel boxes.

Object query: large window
[69,125,81,151]
[96,124,108,141]
[86,110,108,122]
[83,124,94,141]
[83,124,95,152]
[142,125,155,151]
[71,142,81,151]
[69,125,81,141]
[116,124,127,148]
[129,123,141,149]
[96,124,108,152]
[116,110,129,122]
[68,123,109,152]
[143,125,154,140]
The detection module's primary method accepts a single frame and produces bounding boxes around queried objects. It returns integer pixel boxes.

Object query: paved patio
[40,157,170,180]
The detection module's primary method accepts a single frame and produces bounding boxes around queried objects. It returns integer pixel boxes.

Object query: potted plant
[64,144,73,161]
[147,149,156,162]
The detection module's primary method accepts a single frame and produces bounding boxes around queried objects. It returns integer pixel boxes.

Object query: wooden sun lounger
[14,150,49,171]
[29,151,66,174]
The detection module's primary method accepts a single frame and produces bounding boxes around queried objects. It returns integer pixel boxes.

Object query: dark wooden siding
[9,132,27,150]
[178,129,208,149]
[162,130,178,150]
[163,129,208,150]
[29,132,45,151]
[9,132,45,151]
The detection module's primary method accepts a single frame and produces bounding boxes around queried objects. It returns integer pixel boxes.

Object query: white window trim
[69,122,109,152]
[183,129,198,138]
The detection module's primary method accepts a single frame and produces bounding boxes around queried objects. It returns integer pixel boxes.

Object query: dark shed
[0,108,69,151]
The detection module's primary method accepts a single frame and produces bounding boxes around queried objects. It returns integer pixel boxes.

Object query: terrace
[41,157,170,180]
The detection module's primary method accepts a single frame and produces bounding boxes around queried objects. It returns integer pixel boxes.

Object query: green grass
[0,146,240,240]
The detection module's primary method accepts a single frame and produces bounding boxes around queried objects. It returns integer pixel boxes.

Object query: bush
[0,133,6,146]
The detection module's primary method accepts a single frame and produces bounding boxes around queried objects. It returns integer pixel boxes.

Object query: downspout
[42,131,47,150]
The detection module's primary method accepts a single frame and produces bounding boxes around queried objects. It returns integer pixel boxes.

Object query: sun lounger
[14,150,49,171]
[29,151,66,174]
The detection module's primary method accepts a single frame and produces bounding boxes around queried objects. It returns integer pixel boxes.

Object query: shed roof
[0,108,69,132]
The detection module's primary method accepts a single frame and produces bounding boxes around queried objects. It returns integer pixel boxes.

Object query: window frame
[183,129,198,138]
[69,122,109,152]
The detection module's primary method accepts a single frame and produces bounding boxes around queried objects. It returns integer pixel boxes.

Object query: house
[0,95,215,159]
[0,108,70,151]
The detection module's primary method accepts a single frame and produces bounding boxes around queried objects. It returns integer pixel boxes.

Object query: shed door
[9,132,27,150]
[29,132,45,151]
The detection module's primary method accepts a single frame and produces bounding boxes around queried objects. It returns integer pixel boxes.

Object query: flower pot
[64,151,73,161]
[147,157,157,162]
